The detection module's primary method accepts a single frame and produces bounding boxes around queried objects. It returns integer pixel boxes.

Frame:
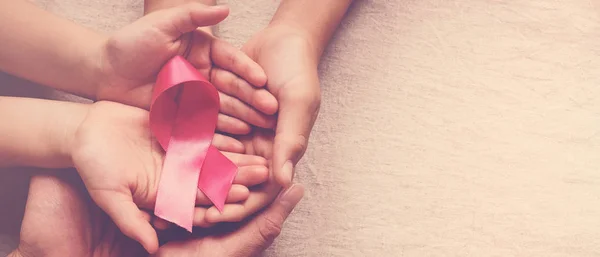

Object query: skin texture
[71,101,270,253]
[3,1,600,256]
[142,0,353,227]
[98,3,277,134]
[198,1,353,225]
[0,1,276,134]
[1,0,351,255]
[8,172,303,257]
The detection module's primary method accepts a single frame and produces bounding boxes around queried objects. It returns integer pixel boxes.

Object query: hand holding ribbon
[150,56,238,231]
[95,3,277,134]
[71,100,269,254]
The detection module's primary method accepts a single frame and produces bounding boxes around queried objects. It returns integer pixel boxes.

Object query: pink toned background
[2,0,600,256]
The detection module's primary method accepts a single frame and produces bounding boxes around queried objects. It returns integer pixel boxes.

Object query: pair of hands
[14,2,321,255]
[11,172,303,257]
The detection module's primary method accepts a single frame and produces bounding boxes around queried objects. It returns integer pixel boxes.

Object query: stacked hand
[72,101,270,253]
[199,24,322,224]
[10,172,303,257]
[95,3,278,134]
[40,3,287,253]
[10,2,322,256]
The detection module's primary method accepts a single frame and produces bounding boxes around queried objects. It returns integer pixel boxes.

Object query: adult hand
[152,184,304,257]
[9,172,146,257]
[9,173,303,257]
[198,129,282,225]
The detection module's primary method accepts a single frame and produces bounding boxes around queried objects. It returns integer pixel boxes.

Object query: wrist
[0,97,89,168]
[261,23,321,64]
[83,34,111,101]
[267,0,352,59]
[54,103,92,168]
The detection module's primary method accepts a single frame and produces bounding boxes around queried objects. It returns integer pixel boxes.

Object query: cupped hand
[191,24,322,225]
[241,24,322,187]
[193,129,281,225]
[71,101,269,254]
[95,3,277,134]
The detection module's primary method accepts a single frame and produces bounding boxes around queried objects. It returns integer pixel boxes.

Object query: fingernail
[282,160,294,185]
[210,5,229,11]
[277,184,303,211]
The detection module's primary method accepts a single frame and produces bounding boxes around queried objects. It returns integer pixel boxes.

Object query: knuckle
[290,136,309,156]
[219,93,234,111]
[277,135,308,160]
[284,89,321,112]
[209,67,219,83]
[230,76,245,97]
[227,53,241,70]
[258,214,283,244]
[230,213,245,223]
[212,69,232,87]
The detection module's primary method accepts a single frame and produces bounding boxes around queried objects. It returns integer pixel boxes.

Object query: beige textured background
[1,0,600,256]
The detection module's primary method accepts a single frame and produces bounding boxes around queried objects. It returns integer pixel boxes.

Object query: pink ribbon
[149,56,237,232]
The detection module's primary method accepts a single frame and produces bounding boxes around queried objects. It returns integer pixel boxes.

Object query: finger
[204,180,281,223]
[94,193,159,254]
[194,165,268,207]
[153,218,171,231]
[221,184,304,257]
[154,186,303,256]
[212,133,245,153]
[192,207,214,227]
[233,165,269,186]
[222,152,268,166]
[272,81,321,187]
[196,185,249,205]
[212,68,278,115]
[217,113,251,135]
[211,39,267,88]
[149,3,230,39]
[218,91,277,129]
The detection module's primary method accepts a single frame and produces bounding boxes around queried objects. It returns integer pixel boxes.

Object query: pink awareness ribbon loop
[149,56,237,232]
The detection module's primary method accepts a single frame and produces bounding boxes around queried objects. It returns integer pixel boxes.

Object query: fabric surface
[1,0,600,256]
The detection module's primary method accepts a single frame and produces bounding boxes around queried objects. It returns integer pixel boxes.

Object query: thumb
[273,84,321,187]
[147,3,229,39]
[94,192,159,254]
[229,184,305,257]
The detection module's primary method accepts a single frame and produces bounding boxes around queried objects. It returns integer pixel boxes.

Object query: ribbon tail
[198,146,238,212]
[154,144,200,232]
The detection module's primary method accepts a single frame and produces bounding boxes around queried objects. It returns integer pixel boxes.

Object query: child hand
[70,101,269,254]
[94,3,277,134]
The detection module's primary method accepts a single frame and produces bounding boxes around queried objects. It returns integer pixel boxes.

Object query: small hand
[70,101,269,254]
[184,29,279,134]
[192,129,281,225]
[95,3,277,134]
